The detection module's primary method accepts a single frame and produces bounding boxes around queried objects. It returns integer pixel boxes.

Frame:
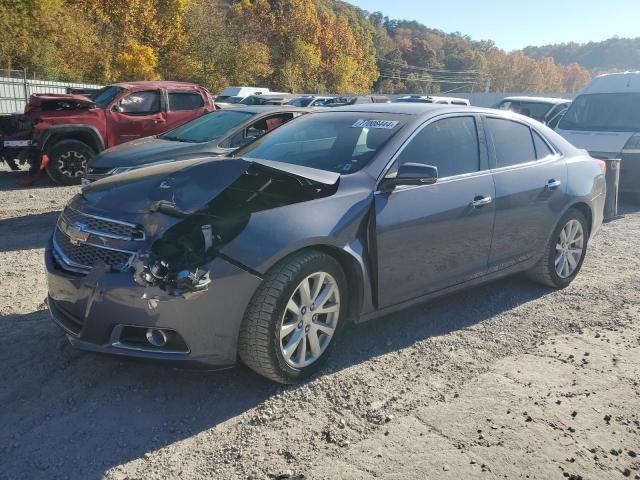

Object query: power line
[378,58,487,76]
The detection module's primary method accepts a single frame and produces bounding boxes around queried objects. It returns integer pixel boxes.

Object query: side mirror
[380,163,438,191]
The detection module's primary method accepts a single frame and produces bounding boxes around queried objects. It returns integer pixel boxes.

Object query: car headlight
[107,160,174,176]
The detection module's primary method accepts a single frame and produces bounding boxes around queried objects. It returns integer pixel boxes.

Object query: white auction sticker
[351,119,399,129]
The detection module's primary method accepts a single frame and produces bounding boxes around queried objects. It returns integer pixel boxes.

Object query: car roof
[111,81,204,90]
[582,71,640,94]
[224,105,314,115]
[317,102,464,116]
[501,96,571,104]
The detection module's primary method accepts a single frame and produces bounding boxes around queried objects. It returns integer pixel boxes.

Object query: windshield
[159,110,253,143]
[92,85,124,108]
[558,93,640,132]
[496,100,553,121]
[287,97,313,107]
[233,112,406,174]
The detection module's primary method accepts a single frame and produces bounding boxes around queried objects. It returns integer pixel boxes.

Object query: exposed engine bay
[131,162,339,295]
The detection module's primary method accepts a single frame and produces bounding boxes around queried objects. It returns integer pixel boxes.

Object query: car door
[483,115,568,271]
[374,114,496,308]
[106,89,167,145]
[165,90,207,130]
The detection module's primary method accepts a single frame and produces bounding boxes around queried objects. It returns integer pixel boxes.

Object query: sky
[347,0,640,51]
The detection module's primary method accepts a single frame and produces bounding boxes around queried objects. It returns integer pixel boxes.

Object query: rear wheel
[527,208,589,288]
[45,140,95,185]
[238,250,347,383]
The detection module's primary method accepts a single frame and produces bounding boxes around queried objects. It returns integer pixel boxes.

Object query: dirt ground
[0,165,638,480]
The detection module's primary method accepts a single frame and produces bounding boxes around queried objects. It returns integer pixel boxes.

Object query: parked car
[286,96,335,107]
[239,94,294,106]
[394,95,470,106]
[315,96,383,107]
[46,104,605,383]
[83,106,311,182]
[556,72,640,201]
[214,86,269,108]
[494,96,571,128]
[0,81,215,184]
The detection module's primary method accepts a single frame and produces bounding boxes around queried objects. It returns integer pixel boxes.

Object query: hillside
[523,37,640,71]
[0,0,592,94]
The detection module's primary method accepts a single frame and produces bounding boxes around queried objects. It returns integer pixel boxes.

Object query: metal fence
[0,69,102,114]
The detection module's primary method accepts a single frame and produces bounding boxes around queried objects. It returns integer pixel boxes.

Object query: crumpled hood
[81,157,340,216]
[25,93,95,112]
[89,136,227,169]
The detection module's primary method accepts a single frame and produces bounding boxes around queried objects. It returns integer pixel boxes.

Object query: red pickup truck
[0,81,215,185]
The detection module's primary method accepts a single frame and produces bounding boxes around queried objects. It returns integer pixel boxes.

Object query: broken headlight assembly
[135,222,215,295]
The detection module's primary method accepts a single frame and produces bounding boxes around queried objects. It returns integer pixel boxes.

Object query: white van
[556,72,640,197]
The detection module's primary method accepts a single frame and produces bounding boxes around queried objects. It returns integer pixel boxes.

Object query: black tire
[527,208,589,288]
[238,250,348,384]
[45,140,95,185]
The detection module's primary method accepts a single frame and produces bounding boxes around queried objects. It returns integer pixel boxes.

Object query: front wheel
[238,250,347,383]
[527,208,589,288]
[45,140,95,185]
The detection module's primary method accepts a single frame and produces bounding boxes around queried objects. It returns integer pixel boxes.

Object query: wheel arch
[566,201,593,235]
[41,125,105,154]
[253,243,367,324]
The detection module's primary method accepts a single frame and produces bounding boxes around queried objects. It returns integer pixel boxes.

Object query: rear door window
[395,116,480,178]
[168,92,204,111]
[486,118,536,167]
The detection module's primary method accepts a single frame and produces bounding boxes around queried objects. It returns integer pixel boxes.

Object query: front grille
[61,207,144,241]
[53,227,134,273]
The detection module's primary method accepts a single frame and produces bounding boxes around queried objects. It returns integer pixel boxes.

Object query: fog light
[145,328,168,347]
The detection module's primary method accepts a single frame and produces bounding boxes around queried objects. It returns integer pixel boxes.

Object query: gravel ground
[0,165,638,480]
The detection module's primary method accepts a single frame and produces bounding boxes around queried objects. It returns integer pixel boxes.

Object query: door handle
[546,179,562,189]
[471,195,493,208]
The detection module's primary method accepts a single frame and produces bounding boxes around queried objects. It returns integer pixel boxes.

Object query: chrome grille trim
[61,207,145,241]
[52,227,136,274]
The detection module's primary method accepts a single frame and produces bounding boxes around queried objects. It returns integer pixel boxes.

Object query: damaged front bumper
[45,238,262,367]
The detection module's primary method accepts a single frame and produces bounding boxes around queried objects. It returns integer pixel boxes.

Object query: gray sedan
[47,103,606,383]
[83,106,311,182]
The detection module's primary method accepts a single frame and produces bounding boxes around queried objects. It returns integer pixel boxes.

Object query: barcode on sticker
[351,119,399,129]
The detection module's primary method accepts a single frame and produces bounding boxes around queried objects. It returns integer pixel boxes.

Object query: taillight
[596,159,606,175]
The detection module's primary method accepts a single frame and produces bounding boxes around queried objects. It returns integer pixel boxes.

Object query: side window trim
[376,112,485,188]
[482,114,558,171]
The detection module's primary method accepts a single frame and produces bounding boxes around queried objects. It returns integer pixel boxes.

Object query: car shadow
[0,211,59,252]
[0,168,58,191]
[0,274,552,479]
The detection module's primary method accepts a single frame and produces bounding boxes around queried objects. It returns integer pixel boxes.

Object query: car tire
[527,208,589,288]
[238,250,348,384]
[45,140,95,185]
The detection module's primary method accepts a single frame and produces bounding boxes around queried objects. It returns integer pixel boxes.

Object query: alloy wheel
[58,151,87,178]
[279,271,340,368]
[555,219,585,279]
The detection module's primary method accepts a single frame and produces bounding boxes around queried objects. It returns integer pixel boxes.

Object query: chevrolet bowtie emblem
[66,221,90,245]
